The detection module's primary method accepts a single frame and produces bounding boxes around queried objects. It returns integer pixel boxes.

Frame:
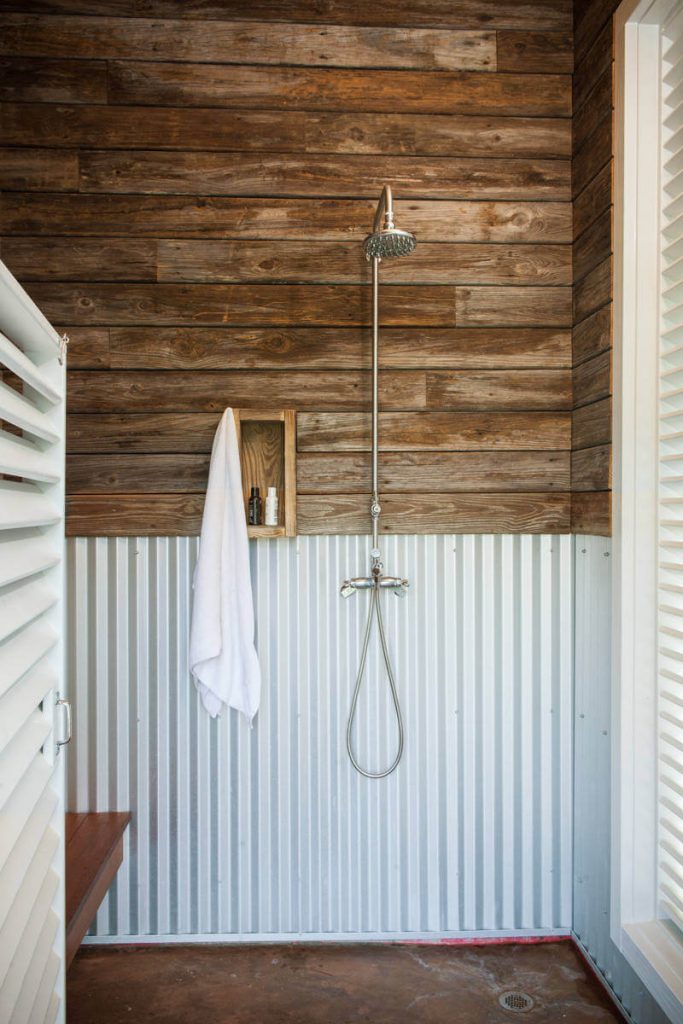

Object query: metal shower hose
[346,583,404,779]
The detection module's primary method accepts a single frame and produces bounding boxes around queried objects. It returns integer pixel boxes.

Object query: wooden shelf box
[234,409,296,538]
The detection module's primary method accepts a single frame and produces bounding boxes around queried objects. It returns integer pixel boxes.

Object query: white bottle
[265,486,279,526]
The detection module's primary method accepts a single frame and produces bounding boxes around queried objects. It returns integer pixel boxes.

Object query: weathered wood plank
[426,369,571,410]
[573,207,611,285]
[573,161,611,242]
[78,150,571,200]
[297,411,571,451]
[572,18,611,113]
[104,326,572,370]
[0,57,107,103]
[1,1,572,31]
[0,102,571,159]
[0,15,497,71]
[0,194,573,243]
[495,31,573,73]
[0,148,78,191]
[571,444,611,491]
[456,286,572,326]
[572,397,611,450]
[573,305,611,366]
[67,454,211,492]
[573,67,612,157]
[65,490,572,535]
[66,449,571,494]
[67,413,221,453]
[66,370,427,412]
[297,492,571,534]
[66,494,205,535]
[156,240,571,286]
[573,350,611,409]
[573,256,611,324]
[572,117,611,199]
[107,61,571,117]
[571,489,611,534]
[65,414,570,457]
[3,235,571,285]
[0,237,157,282]
[574,0,617,69]
[59,327,110,368]
[297,450,570,492]
[28,283,456,326]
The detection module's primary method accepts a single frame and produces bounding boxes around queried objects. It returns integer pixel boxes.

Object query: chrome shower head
[364,184,416,260]
[363,227,417,260]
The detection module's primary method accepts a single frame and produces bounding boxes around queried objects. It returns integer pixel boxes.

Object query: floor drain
[498,991,535,1013]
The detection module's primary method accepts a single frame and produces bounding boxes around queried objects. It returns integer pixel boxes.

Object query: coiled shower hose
[346,583,404,779]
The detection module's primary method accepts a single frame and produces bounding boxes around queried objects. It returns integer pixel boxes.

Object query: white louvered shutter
[659,5,683,940]
[0,261,67,1023]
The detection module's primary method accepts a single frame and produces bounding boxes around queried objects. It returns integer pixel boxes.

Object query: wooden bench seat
[65,812,131,967]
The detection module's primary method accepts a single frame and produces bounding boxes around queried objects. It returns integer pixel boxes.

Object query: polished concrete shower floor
[67,940,624,1023]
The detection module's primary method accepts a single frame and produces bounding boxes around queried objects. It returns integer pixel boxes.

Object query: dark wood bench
[65,812,131,967]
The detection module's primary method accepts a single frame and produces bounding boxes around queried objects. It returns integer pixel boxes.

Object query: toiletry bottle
[248,486,262,525]
[265,486,279,526]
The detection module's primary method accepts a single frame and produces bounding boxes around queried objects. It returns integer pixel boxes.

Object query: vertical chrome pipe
[371,255,380,551]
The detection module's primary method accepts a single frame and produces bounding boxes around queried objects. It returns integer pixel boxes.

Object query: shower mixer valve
[340,561,410,599]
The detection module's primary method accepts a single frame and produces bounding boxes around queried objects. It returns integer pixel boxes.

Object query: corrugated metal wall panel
[573,537,671,1024]
[66,534,573,941]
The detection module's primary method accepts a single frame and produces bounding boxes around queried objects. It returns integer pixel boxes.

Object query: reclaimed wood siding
[571,0,617,536]
[0,0,576,535]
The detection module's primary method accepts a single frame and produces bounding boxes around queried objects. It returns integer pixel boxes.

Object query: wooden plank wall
[571,0,618,536]
[0,0,582,536]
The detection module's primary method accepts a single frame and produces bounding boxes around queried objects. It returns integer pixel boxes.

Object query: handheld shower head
[363,184,416,260]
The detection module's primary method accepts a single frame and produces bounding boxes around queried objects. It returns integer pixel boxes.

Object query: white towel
[190,408,261,722]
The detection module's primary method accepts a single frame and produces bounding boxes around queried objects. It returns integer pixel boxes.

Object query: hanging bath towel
[190,408,261,722]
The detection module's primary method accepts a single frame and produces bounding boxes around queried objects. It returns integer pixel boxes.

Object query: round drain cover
[498,991,535,1013]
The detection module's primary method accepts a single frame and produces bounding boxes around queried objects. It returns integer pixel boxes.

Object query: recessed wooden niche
[234,409,296,538]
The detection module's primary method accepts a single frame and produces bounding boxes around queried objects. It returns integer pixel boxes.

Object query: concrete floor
[67,940,624,1024]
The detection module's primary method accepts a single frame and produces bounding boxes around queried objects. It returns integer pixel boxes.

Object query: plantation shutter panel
[659,6,683,938]
[0,261,67,1024]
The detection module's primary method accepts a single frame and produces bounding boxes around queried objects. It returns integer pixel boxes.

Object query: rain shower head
[363,184,416,260]
[363,228,416,260]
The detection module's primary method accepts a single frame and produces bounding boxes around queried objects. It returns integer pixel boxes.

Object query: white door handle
[55,694,72,747]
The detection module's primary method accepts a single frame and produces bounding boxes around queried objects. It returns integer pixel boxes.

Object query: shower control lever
[340,574,410,598]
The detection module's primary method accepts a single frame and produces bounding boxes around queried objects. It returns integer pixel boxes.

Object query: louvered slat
[0,332,60,405]
[0,756,52,876]
[0,830,59,984]
[24,952,60,1024]
[0,898,58,1023]
[0,484,60,532]
[0,623,57,702]
[0,432,59,485]
[0,382,58,444]
[0,787,57,931]
[0,667,57,757]
[0,536,59,589]
[659,30,683,939]
[0,581,57,645]
[0,262,65,1020]
[0,712,51,815]
[44,992,59,1024]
